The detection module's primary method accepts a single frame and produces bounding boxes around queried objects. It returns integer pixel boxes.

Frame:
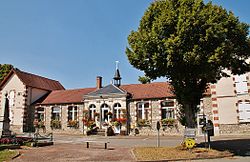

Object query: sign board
[157,121,160,130]
[202,123,213,131]
[184,128,196,138]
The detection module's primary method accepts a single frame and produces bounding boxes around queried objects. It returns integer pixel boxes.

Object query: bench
[33,132,53,147]
[84,141,110,149]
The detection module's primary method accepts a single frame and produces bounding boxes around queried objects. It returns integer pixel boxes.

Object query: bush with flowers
[68,120,79,128]
[50,119,61,129]
[112,118,127,126]
[82,118,96,130]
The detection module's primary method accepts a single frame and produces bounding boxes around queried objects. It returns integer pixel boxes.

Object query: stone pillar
[45,106,52,132]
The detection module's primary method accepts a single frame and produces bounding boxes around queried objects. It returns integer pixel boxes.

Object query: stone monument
[0,93,11,137]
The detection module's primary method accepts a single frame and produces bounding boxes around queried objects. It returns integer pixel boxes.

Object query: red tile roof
[121,82,174,100]
[37,82,210,105]
[0,69,65,91]
[39,88,96,104]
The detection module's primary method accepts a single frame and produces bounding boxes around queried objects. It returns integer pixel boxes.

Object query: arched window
[161,101,175,119]
[137,102,149,120]
[113,103,121,119]
[68,106,78,121]
[89,104,96,120]
[101,103,109,122]
[37,107,45,122]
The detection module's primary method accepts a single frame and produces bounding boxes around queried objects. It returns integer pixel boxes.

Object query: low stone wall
[42,127,84,135]
[161,125,185,136]
[132,124,184,136]
[219,124,250,135]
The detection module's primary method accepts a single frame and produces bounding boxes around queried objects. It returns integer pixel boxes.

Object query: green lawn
[0,149,19,162]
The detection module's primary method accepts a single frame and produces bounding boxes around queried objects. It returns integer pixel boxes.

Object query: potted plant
[94,112,100,118]
[106,111,113,117]
[68,120,79,128]
[161,118,176,126]
[50,119,61,129]
[112,121,121,127]
[137,119,151,127]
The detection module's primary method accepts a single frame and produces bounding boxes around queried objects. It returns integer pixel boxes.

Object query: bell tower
[113,61,121,87]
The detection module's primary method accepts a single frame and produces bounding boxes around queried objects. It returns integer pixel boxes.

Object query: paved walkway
[13,143,134,162]
[11,134,250,162]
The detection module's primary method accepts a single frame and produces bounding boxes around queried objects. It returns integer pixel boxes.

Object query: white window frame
[68,106,78,121]
[89,104,96,120]
[161,101,175,119]
[51,106,61,121]
[137,102,149,120]
[235,74,248,95]
[238,101,250,123]
[37,107,45,122]
[113,103,122,119]
[101,104,109,121]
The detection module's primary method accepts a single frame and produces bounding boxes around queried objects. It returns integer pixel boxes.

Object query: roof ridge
[121,81,169,86]
[51,87,96,92]
[14,68,60,82]
[110,84,126,93]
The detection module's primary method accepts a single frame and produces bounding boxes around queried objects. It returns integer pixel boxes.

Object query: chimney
[96,76,102,89]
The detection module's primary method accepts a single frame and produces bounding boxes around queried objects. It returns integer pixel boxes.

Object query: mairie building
[0,68,250,136]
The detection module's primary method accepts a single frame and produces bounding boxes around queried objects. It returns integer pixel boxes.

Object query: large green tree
[126,0,250,128]
[0,64,13,83]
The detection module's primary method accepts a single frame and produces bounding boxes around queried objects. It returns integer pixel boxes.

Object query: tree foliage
[0,64,13,83]
[138,75,151,84]
[126,0,250,127]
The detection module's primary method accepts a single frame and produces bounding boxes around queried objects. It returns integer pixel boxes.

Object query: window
[161,101,175,119]
[89,104,96,120]
[113,103,121,119]
[68,106,78,121]
[51,107,61,120]
[137,102,149,120]
[238,102,250,123]
[9,91,15,124]
[235,74,248,95]
[37,107,45,122]
[101,103,109,122]
[51,107,61,129]
[9,91,15,107]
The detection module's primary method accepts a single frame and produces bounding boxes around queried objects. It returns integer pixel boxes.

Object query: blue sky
[0,0,249,89]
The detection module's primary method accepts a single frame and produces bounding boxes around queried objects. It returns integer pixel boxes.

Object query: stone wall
[219,124,250,135]
[129,99,185,136]
[42,104,84,134]
[132,124,185,136]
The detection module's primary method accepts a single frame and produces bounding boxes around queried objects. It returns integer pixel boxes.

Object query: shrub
[50,119,61,129]
[137,119,151,127]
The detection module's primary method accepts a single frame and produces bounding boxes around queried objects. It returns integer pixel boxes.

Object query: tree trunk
[184,104,196,128]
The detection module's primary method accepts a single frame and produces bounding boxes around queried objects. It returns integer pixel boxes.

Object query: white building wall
[0,74,26,132]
